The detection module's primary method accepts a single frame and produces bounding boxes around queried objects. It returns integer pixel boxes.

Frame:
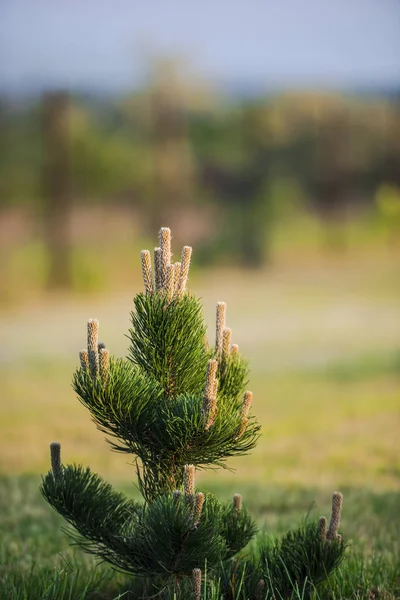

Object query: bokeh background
[1,0,399,493]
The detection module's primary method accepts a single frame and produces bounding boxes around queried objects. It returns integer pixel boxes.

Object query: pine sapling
[40,227,347,599]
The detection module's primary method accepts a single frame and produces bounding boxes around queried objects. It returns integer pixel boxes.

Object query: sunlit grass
[1,354,399,493]
[1,476,399,599]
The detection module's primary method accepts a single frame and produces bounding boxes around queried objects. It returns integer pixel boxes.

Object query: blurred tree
[196,105,273,267]
[146,61,194,232]
[312,104,351,251]
[69,104,147,200]
[375,183,400,245]
[0,100,41,206]
[237,104,274,266]
[1,86,400,278]
[42,91,72,289]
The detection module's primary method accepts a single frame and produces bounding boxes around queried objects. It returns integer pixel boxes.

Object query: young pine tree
[41,227,346,599]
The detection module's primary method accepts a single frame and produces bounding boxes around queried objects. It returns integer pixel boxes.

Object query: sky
[0,0,399,94]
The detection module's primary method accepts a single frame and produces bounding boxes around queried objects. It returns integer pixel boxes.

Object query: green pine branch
[129,293,208,399]
[41,463,257,578]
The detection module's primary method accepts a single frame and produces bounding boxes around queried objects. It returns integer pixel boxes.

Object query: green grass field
[1,477,399,599]
[1,245,399,599]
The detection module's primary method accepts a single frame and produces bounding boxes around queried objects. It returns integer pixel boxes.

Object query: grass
[1,239,399,598]
[1,476,399,599]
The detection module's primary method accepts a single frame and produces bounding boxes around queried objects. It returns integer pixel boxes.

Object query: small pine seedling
[40,227,347,599]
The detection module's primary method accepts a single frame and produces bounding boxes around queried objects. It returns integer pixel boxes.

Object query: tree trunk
[42,91,72,289]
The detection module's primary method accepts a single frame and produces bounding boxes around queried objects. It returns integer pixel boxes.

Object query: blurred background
[0,0,399,490]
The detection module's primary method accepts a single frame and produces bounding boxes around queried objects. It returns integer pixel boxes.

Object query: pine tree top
[72,227,260,500]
